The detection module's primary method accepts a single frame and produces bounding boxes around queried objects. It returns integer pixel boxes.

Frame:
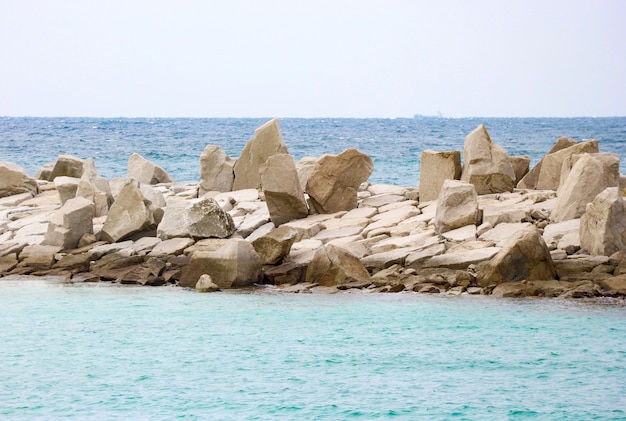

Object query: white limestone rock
[260,154,308,226]
[0,162,38,198]
[127,153,174,185]
[199,145,235,194]
[433,180,479,234]
[580,187,626,256]
[419,149,462,203]
[184,197,235,239]
[44,197,95,250]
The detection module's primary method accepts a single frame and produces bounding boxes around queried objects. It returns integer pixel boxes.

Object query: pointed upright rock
[127,153,174,185]
[199,145,235,194]
[260,154,308,226]
[460,124,516,195]
[233,119,289,191]
[101,179,157,242]
[580,187,626,256]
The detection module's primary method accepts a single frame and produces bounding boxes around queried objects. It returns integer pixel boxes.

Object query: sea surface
[0,116,624,186]
[0,279,625,420]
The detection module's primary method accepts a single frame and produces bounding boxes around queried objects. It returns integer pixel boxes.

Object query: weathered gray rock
[460,124,516,195]
[195,274,221,292]
[419,149,462,203]
[305,244,371,286]
[0,162,38,198]
[49,155,84,180]
[580,187,626,256]
[476,226,556,287]
[127,153,173,185]
[260,154,308,226]
[433,180,479,234]
[54,176,80,204]
[148,237,195,257]
[100,179,157,243]
[179,239,262,288]
[306,148,374,214]
[491,282,539,298]
[184,197,235,239]
[199,145,235,194]
[44,197,95,250]
[233,118,289,190]
[251,225,299,265]
[551,153,620,222]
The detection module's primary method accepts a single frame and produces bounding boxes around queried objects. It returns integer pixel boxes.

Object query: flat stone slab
[422,247,500,270]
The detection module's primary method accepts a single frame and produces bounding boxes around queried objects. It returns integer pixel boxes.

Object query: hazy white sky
[1,0,624,118]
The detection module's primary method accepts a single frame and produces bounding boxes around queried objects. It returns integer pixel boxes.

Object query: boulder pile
[1,119,625,299]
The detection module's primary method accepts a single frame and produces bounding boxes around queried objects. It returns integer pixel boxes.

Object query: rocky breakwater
[1,119,626,299]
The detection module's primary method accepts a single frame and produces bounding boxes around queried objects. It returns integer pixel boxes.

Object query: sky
[0,0,624,118]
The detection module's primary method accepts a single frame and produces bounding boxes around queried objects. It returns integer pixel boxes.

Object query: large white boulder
[184,197,235,239]
[433,180,479,234]
[44,196,95,250]
[580,187,626,256]
[100,179,157,242]
[233,119,289,191]
[260,154,308,226]
[0,162,38,198]
[551,153,620,222]
[199,145,235,194]
[460,124,516,195]
[306,148,373,214]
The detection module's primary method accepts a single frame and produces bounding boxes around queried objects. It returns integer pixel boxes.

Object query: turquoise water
[1,279,625,420]
[1,117,624,186]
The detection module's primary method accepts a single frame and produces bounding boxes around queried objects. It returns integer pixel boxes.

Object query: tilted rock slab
[179,239,262,288]
[510,155,530,185]
[580,187,626,256]
[127,152,174,185]
[76,157,113,217]
[0,162,38,198]
[419,149,462,203]
[517,137,579,190]
[476,226,556,287]
[184,197,235,239]
[54,176,79,205]
[260,154,308,226]
[233,118,288,191]
[43,196,95,250]
[199,145,235,194]
[305,243,371,287]
[551,153,620,222]
[433,180,479,234]
[49,155,84,181]
[533,140,599,191]
[100,179,157,242]
[460,124,516,195]
[306,148,374,214]
[156,198,190,240]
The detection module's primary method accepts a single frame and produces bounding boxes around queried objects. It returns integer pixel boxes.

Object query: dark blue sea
[1,117,624,186]
[1,117,626,419]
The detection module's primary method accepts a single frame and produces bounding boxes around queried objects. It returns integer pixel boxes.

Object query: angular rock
[551,153,620,222]
[534,140,599,191]
[251,225,299,265]
[233,118,289,191]
[263,261,306,285]
[179,239,262,288]
[17,245,62,271]
[199,145,235,194]
[127,152,173,185]
[433,180,479,234]
[460,124,516,194]
[510,155,530,185]
[517,137,578,189]
[598,275,626,296]
[44,196,95,250]
[195,274,221,292]
[260,154,308,226]
[295,157,317,191]
[156,198,190,240]
[491,282,539,298]
[422,247,500,270]
[54,176,80,204]
[49,155,84,180]
[476,226,556,287]
[0,162,38,198]
[419,149,462,203]
[100,179,156,243]
[306,148,373,214]
[305,244,371,286]
[184,197,235,239]
[579,187,626,256]
[76,159,112,217]
[148,237,195,257]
